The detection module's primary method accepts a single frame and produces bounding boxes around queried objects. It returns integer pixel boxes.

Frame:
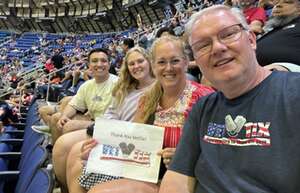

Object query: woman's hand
[157,148,176,168]
[80,138,98,163]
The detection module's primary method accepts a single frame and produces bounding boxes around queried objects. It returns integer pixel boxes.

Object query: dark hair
[123,38,135,49]
[86,123,95,137]
[51,54,64,69]
[156,26,175,38]
[87,48,110,63]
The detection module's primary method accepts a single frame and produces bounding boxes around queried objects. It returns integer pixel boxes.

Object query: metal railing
[0,62,75,99]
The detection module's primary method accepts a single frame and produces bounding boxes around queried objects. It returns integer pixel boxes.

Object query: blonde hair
[150,35,189,64]
[138,36,188,123]
[112,46,153,107]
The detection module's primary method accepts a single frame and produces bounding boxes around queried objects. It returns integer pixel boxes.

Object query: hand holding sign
[80,138,98,162]
[86,118,165,183]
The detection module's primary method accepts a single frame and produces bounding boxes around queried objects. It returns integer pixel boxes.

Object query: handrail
[43,63,75,102]
[18,63,43,75]
[0,62,75,99]
[133,4,203,41]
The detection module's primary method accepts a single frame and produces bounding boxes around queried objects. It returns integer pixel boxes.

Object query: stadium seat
[24,168,54,193]
[0,145,49,193]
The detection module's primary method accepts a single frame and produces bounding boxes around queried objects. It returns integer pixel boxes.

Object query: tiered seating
[0,28,136,98]
[0,145,51,193]
[0,31,11,45]
[15,33,40,51]
[0,99,53,193]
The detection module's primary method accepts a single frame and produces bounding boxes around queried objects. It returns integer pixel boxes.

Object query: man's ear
[248,31,257,50]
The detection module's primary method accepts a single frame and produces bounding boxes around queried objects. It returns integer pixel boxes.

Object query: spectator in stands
[85,36,213,193]
[0,101,19,133]
[37,55,66,98]
[170,14,185,36]
[52,53,65,69]
[13,59,23,72]
[50,54,66,82]
[9,72,19,89]
[239,0,267,34]
[61,56,89,95]
[121,38,135,54]
[169,16,181,29]
[256,0,300,66]
[116,38,135,73]
[159,5,300,193]
[138,26,155,49]
[52,48,118,193]
[155,26,176,38]
[44,58,55,73]
[20,88,34,106]
[109,42,123,71]
[65,46,155,193]
[6,94,19,107]
[258,0,275,18]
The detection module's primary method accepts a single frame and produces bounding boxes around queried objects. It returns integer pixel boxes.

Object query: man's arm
[159,170,196,193]
[57,104,77,129]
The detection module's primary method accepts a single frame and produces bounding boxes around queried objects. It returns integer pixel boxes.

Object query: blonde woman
[86,36,213,193]
[66,46,155,193]
[104,46,155,121]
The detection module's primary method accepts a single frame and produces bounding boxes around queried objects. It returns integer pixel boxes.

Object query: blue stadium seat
[0,158,8,193]
[24,168,53,193]
[0,100,44,170]
[0,145,49,193]
[0,143,11,153]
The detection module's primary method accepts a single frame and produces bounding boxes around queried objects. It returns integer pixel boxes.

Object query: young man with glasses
[159,5,300,193]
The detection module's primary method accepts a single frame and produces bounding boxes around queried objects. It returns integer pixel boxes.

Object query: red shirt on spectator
[244,7,266,24]
[44,59,54,73]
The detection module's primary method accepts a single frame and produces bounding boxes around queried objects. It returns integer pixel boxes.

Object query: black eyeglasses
[191,24,246,58]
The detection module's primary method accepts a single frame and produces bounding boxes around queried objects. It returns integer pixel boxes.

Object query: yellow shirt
[69,74,118,119]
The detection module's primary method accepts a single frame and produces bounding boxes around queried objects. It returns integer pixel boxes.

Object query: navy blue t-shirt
[170,71,300,193]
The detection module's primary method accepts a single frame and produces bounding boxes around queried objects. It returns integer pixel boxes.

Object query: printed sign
[86,117,165,183]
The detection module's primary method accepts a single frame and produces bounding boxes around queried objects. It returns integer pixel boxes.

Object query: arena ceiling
[0,0,175,33]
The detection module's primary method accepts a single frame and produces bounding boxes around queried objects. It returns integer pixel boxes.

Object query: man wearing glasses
[159,5,300,193]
